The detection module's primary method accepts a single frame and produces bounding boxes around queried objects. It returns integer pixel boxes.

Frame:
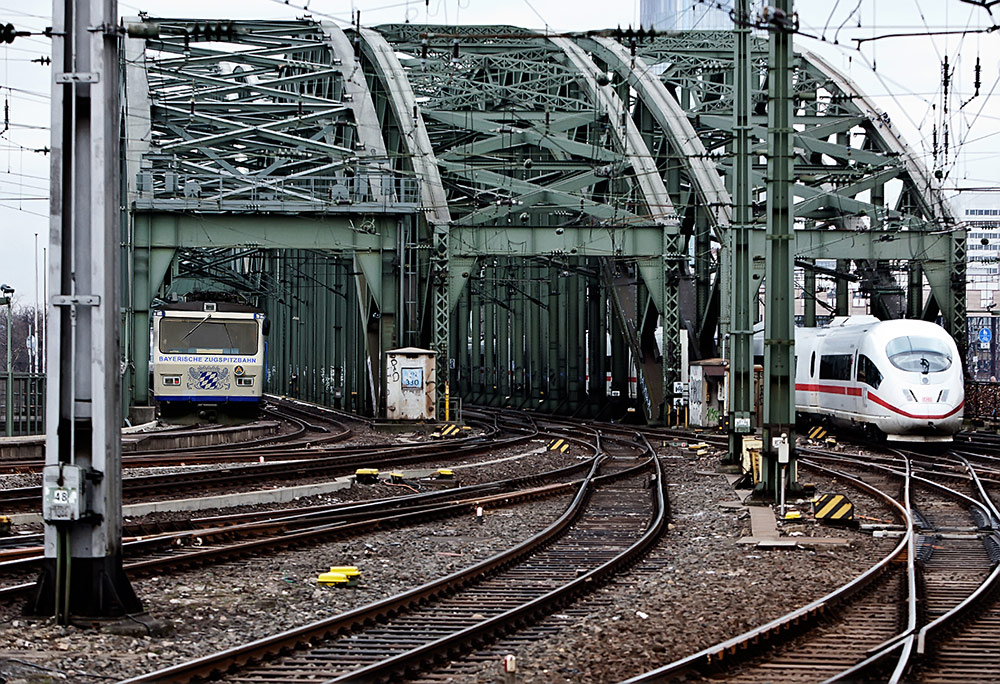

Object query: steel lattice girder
[121,18,965,418]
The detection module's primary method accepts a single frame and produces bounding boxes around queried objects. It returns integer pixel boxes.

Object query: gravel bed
[0,496,572,682]
[444,442,898,683]
[0,431,901,684]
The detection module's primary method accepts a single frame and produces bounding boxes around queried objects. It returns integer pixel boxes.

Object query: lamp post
[1,284,13,436]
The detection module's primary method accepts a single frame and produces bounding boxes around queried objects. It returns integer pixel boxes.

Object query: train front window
[885,336,951,373]
[159,318,259,355]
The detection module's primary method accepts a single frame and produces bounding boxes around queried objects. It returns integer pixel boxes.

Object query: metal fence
[0,373,45,436]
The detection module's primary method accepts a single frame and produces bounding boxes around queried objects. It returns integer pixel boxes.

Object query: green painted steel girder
[120,17,965,424]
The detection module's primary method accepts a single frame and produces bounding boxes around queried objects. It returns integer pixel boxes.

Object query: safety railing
[133,171,421,212]
[0,372,45,436]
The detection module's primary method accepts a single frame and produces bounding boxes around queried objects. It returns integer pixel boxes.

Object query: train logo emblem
[188,367,231,391]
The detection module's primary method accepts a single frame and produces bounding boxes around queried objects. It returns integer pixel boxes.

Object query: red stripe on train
[795,383,862,397]
[866,393,964,420]
[795,383,963,420]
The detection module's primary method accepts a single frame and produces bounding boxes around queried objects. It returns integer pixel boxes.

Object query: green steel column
[803,261,816,327]
[332,257,345,408]
[511,268,524,405]
[837,259,851,315]
[495,268,508,405]
[610,308,629,411]
[728,0,755,464]
[470,283,482,399]
[546,264,560,412]
[762,0,797,495]
[564,266,579,410]
[695,214,711,324]
[484,276,497,402]
[908,263,923,319]
[432,227,450,417]
[587,273,604,416]
[454,282,469,397]
[529,264,543,408]
[950,232,968,361]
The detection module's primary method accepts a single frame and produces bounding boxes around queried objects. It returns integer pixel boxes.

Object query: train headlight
[236,377,254,387]
[162,375,181,386]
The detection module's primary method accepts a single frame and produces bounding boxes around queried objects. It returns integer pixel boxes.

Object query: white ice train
[151,301,268,419]
[793,316,964,442]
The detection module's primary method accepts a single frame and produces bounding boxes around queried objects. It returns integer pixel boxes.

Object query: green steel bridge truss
[122,19,964,420]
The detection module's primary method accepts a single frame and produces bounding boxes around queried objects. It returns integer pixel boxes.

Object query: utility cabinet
[385,348,436,420]
[688,359,727,428]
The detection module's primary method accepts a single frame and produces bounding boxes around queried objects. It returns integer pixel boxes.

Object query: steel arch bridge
[122,18,964,421]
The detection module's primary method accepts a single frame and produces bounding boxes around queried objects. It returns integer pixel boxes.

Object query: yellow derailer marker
[808,426,827,441]
[434,424,461,438]
[814,493,854,523]
[318,566,361,587]
[435,468,454,479]
[547,439,570,454]
[688,442,708,451]
[317,571,348,586]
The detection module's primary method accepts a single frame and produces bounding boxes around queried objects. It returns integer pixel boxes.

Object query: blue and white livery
[151,301,267,416]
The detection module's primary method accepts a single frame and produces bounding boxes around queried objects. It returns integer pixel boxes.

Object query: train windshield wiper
[180,314,212,342]
[223,323,236,352]
[920,357,930,374]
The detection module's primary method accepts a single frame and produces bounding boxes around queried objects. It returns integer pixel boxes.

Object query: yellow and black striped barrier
[548,439,570,454]
[807,426,827,441]
[432,424,462,438]
[813,493,854,523]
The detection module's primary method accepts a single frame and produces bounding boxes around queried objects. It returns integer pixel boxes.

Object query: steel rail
[620,457,912,683]
[118,448,656,684]
[328,437,667,683]
[0,453,602,579]
[808,450,1000,682]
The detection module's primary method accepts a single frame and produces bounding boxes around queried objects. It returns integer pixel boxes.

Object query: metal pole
[762,0,797,497]
[5,295,11,437]
[30,0,141,620]
[34,233,40,374]
[728,0,754,464]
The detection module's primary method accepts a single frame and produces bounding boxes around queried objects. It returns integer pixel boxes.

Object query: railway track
[0,411,545,512]
[0,457,602,598]
[620,448,1000,683]
[118,437,666,683]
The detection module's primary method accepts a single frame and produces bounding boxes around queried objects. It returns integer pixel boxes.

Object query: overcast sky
[1,0,997,306]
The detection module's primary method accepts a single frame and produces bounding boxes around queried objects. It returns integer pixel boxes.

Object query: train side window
[819,354,852,381]
[857,354,882,389]
[810,352,815,377]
